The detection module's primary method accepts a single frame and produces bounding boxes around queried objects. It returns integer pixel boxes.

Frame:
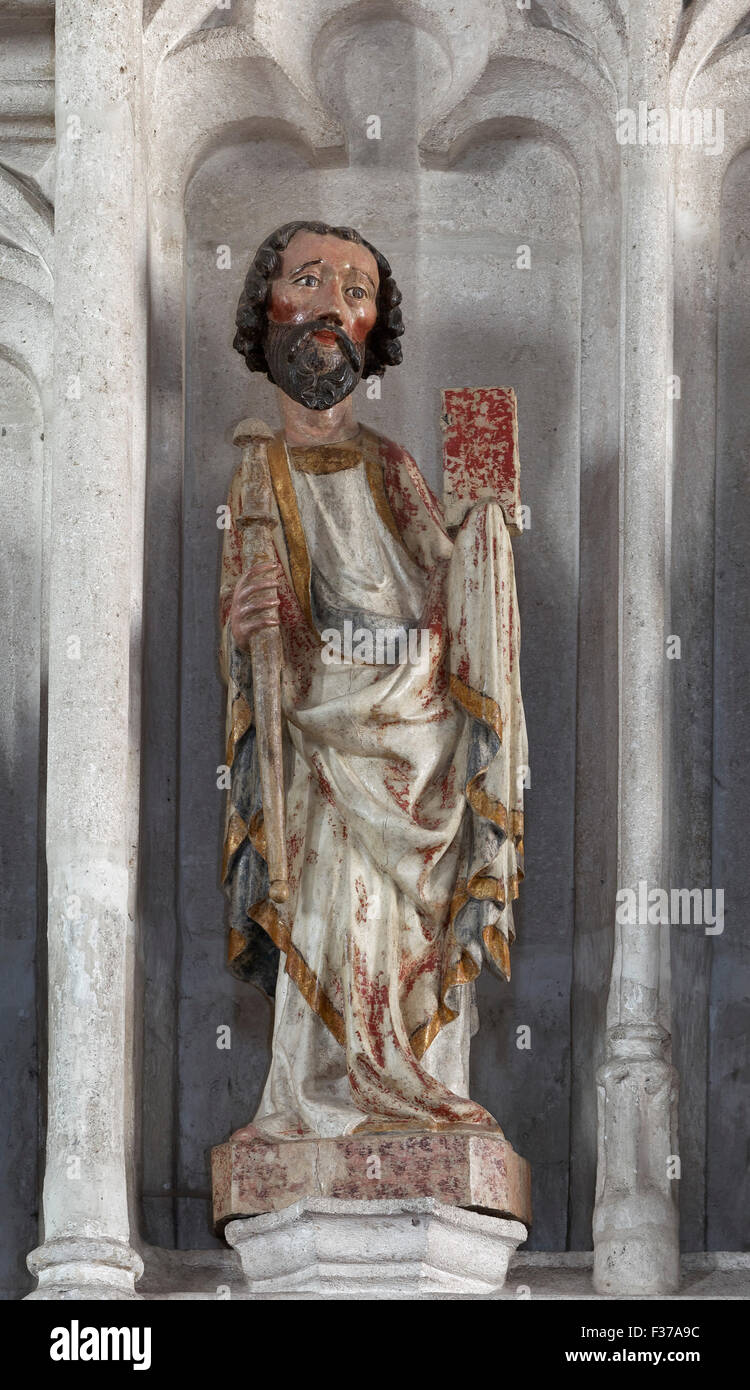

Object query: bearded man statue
[218,220,527,1142]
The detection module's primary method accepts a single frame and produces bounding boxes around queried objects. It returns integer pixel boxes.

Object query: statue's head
[233,220,404,411]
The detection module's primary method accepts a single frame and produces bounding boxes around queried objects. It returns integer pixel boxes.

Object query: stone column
[26,0,145,1299]
[592,0,679,1295]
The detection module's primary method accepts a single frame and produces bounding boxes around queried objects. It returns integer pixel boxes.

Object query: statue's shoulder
[359,424,435,500]
[359,423,415,469]
[359,424,451,560]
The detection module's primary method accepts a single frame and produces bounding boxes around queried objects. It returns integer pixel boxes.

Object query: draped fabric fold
[218,425,527,1135]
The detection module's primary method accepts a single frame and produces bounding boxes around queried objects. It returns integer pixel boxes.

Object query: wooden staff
[233,419,288,904]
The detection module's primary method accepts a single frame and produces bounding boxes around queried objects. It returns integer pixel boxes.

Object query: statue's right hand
[229,558,282,649]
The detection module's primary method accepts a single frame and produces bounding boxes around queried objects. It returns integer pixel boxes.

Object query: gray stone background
[1,0,748,1298]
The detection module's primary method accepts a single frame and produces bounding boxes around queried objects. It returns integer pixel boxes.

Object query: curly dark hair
[233,220,404,380]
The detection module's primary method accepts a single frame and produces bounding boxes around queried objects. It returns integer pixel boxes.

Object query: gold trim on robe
[482,922,512,979]
[228,927,248,965]
[288,440,363,475]
[266,432,317,633]
[249,897,346,1047]
[221,810,249,883]
[225,693,253,767]
[409,930,481,1059]
[267,427,416,641]
[449,673,504,743]
[228,800,347,1047]
[359,427,412,551]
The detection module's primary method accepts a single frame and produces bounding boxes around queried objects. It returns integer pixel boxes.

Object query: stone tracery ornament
[212,220,531,1244]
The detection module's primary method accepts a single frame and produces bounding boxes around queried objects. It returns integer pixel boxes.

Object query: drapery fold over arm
[232,417,288,905]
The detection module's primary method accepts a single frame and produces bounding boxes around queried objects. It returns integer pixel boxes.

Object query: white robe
[219,427,526,1138]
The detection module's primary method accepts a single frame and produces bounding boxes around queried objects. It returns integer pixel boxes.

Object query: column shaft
[27,0,144,1300]
[593,0,680,1295]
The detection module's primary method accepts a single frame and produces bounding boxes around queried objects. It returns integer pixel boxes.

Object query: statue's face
[264,230,379,410]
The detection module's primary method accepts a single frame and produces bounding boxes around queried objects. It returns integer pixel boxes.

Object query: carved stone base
[593,1026,680,1295]
[225,1197,528,1298]
[211,1126,532,1230]
[25,1237,144,1300]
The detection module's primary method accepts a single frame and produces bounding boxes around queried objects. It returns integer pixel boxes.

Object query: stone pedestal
[213,1128,530,1297]
[212,1127,532,1228]
[225,1198,528,1298]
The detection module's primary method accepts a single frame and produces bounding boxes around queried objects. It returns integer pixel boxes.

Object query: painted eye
[347,286,367,300]
[294,275,319,288]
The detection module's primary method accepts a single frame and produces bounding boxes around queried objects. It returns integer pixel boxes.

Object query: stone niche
[138,8,620,1258]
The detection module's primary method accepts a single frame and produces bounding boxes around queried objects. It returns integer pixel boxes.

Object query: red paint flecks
[416,842,442,897]
[383,759,412,814]
[311,753,336,808]
[399,943,441,993]
[350,942,389,1070]
[354,875,368,925]
[400,449,448,533]
[383,460,419,537]
[277,561,316,699]
[287,830,303,864]
[438,761,457,810]
[456,654,471,684]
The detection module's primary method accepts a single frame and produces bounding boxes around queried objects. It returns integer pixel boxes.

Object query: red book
[441,386,522,534]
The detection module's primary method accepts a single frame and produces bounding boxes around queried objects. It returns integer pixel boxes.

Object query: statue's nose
[315,276,348,321]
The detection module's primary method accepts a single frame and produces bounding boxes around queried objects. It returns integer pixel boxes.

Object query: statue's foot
[229,1118,314,1142]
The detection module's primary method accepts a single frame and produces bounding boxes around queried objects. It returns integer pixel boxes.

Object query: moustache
[284,318,363,373]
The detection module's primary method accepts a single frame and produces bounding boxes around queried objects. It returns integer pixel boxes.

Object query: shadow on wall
[0,361,45,1299]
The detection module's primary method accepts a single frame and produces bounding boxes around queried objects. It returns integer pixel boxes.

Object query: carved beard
[264,317,366,411]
